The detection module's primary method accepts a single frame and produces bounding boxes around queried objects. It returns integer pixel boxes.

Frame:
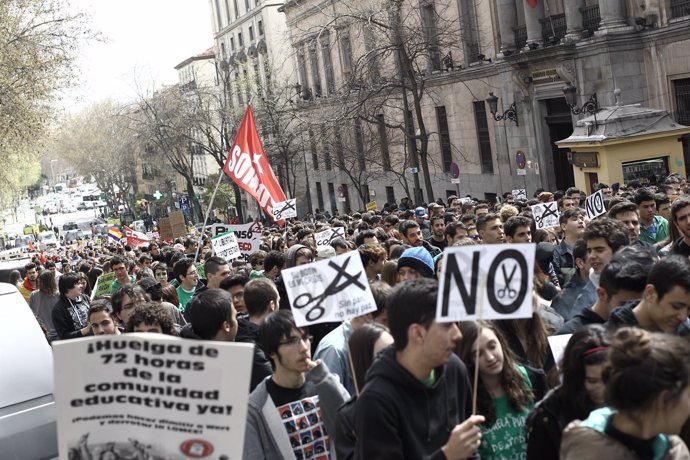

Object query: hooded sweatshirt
[354,346,475,460]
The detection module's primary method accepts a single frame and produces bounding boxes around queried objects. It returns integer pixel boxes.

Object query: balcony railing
[513,25,527,51]
[581,4,601,35]
[541,13,567,46]
[670,0,690,18]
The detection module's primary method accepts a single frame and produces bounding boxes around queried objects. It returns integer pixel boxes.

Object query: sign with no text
[436,244,535,322]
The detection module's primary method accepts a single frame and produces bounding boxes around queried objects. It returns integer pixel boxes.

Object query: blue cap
[414,207,428,219]
[397,247,434,278]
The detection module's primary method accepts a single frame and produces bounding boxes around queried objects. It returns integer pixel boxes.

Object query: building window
[258,20,264,36]
[245,0,250,13]
[670,0,690,19]
[341,184,351,212]
[363,27,380,82]
[421,2,441,71]
[459,0,480,64]
[328,182,337,214]
[376,114,391,171]
[215,0,224,30]
[296,48,308,94]
[386,186,395,204]
[233,0,239,19]
[321,39,336,95]
[249,25,254,42]
[436,106,452,172]
[339,30,353,79]
[315,182,325,211]
[238,32,244,47]
[230,36,235,51]
[320,125,332,170]
[309,45,322,97]
[309,127,319,170]
[473,101,494,174]
[674,77,690,125]
[354,119,366,171]
[334,125,345,169]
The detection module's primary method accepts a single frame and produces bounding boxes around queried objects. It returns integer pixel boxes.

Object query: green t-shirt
[478,365,533,460]
[176,285,196,312]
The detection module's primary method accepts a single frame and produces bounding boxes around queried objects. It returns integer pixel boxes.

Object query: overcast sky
[61,0,214,111]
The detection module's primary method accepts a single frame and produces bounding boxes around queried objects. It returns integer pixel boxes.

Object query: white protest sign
[531,202,560,229]
[272,198,297,220]
[314,227,346,247]
[211,230,241,260]
[209,222,263,261]
[53,334,253,460]
[436,244,535,322]
[585,189,605,220]
[548,334,573,369]
[512,189,527,200]
[282,251,377,327]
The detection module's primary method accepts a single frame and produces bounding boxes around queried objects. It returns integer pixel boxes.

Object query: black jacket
[354,347,475,460]
[557,307,606,335]
[52,294,91,340]
[526,388,569,460]
[604,303,640,331]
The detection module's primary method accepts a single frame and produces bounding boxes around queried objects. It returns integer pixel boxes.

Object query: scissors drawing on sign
[293,257,366,321]
[497,264,517,300]
[274,200,296,219]
[534,204,558,228]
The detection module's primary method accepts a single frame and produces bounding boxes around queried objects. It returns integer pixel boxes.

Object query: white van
[0,283,58,459]
[38,231,60,251]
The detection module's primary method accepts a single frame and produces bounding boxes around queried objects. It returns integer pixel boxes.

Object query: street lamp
[486,92,519,126]
[562,82,599,115]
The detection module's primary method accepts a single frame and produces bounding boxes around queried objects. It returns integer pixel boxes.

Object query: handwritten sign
[282,251,377,327]
[92,272,117,300]
[436,244,535,322]
[512,189,527,200]
[53,334,254,460]
[585,189,605,220]
[209,222,263,262]
[211,231,241,261]
[366,201,378,211]
[272,198,297,220]
[531,202,560,229]
[314,227,346,247]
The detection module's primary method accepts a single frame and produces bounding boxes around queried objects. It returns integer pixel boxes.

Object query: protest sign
[436,244,535,322]
[366,201,378,211]
[272,198,297,221]
[548,334,573,369]
[211,230,241,261]
[511,189,527,200]
[282,251,377,327]
[54,334,253,460]
[585,189,605,220]
[314,227,346,247]
[92,272,117,300]
[531,202,560,229]
[208,222,263,262]
[196,262,206,280]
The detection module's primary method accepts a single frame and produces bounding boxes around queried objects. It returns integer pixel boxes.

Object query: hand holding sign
[585,189,605,220]
[531,202,560,229]
[272,198,297,220]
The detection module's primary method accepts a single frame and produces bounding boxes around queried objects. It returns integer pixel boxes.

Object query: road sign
[450,178,461,184]
[516,150,527,169]
[450,162,460,179]
[407,167,419,174]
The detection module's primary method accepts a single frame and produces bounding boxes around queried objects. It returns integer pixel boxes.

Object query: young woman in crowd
[29,270,59,341]
[561,327,690,459]
[526,325,609,459]
[458,321,547,460]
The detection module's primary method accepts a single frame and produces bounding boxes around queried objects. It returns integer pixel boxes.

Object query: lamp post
[562,82,599,115]
[486,92,519,126]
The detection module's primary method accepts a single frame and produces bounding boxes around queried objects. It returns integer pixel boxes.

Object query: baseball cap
[415,207,428,219]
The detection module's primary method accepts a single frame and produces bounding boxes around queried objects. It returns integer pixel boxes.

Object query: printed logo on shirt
[277,396,330,460]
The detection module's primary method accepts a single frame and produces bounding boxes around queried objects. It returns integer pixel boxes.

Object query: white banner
[436,244,535,322]
[511,189,527,200]
[272,198,297,220]
[282,251,377,327]
[208,222,263,262]
[585,189,605,220]
[531,202,560,229]
[211,230,241,260]
[314,227,346,247]
[54,334,253,460]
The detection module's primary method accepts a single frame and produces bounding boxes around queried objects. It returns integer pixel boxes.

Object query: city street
[3,200,101,237]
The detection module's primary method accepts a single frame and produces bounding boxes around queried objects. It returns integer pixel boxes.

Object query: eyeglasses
[279,334,313,347]
[186,270,198,277]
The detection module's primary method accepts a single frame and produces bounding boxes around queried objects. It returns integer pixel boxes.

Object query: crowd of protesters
[15,173,690,459]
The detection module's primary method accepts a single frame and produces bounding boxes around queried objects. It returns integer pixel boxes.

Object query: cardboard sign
[548,334,573,369]
[366,201,378,212]
[282,251,377,327]
[511,189,527,200]
[92,272,117,300]
[436,244,535,322]
[272,198,297,220]
[314,227,346,247]
[53,335,253,460]
[531,202,560,229]
[208,222,263,262]
[585,189,605,220]
[211,230,241,261]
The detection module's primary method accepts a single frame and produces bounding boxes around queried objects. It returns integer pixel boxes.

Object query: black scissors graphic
[497,264,517,300]
[293,257,366,321]
[273,200,296,219]
[534,203,558,228]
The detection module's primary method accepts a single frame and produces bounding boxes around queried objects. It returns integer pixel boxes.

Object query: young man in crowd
[19,262,39,302]
[550,240,595,321]
[126,303,177,335]
[444,222,468,247]
[504,216,532,243]
[244,310,349,459]
[607,201,658,255]
[109,255,136,294]
[583,217,629,289]
[399,220,441,257]
[193,256,231,297]
[426,215,447,250]
[173,258,199,314]
[397,247,435,282]
[671,196,690,257]
[476,213,504,244]
[220,273,249,315]
[355,278,483,459]
[88,300,121,336]
[359,244,388,283]
[634,187,670,248]
[263,250,286,280]
[565,187,582,208]
[551,208,586,286]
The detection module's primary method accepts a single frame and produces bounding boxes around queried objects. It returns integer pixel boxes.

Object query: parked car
[77,202,94,210]
[63,230,85,245]
[62,205,77,213]
[62,222,78,231]
[0,282,58,459]
[37,231,60,251]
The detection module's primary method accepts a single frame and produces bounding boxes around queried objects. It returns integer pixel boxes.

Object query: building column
[496,0,518,54]
[597,0,630,33]
[524,0,546,48]
[564,0,585,40]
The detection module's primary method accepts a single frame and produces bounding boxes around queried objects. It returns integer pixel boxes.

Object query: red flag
[123,226,150,248]
[223,106,287,223]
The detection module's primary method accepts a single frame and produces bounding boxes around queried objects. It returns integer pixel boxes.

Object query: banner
[314,227,346,247]
[282,251,377,327]
[223,106,287,223]
[211,231,242,261]
[208,222,263,262]
[531,202,560,229]
[53,335,253,460]
[272,198,297,221]
[123,226,150,249]
[436,244,535,322]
